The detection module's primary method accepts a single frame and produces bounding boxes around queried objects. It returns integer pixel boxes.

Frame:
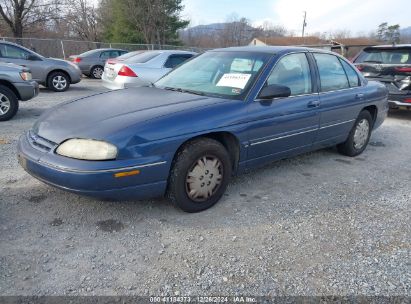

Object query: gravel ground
[0,79,410,296]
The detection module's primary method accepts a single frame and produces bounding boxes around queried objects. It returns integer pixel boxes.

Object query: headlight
[56,139,118,160]
[20,71,32,81]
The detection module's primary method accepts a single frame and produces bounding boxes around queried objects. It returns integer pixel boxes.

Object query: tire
[0,85,19,121]
[167,138,232,213]
[47,71,70,92]
[337,110,373,157]
[90,66,104,79]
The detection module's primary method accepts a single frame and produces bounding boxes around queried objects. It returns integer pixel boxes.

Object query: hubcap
[185,155,223,202]
[0,93,11,115]
[52,75,67,90]
[93,67,103,78]
[353,119,370,149]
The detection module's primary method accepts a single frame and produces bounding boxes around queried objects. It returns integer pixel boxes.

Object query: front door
[246,52,320,166]
[0,43,44,81]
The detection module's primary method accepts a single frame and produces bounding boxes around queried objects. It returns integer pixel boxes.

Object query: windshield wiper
[163,87,205,96]
[363,60,383,63]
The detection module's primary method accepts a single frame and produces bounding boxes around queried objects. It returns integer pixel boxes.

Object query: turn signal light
[114,170,140,178]
[118,66,137,77]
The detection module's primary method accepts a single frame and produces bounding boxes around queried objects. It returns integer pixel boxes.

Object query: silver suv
[0,41,82,92]
[0,62,39,121]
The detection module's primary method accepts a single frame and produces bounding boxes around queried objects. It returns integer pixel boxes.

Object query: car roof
[210,45,336,55]
[365,44,411,49]
[154,50,197,54]
[84,48,127,52]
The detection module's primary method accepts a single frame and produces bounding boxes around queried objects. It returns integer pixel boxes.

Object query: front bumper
[13,81,39,101]
[17,132,168,200]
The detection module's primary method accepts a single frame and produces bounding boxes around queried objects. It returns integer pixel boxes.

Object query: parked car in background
[18,46,388,212]
[110,50,146,63]
[102,50,196,90]
[0,63,39,121]
[353,45,411,109]
[69,48,128,79]
[0,41,82,92]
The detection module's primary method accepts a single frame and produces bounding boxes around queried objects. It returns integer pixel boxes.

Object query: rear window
[125,52,161,63]
[355,48,411,64]
[117,51,145,60]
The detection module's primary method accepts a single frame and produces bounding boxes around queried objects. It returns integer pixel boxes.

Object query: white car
[102,50,197,90]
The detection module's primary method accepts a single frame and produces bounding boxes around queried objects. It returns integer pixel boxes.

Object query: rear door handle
[356,93,364,99]
[307,100,320,108]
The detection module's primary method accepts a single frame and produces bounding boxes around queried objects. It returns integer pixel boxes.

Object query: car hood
[33,87,222,143]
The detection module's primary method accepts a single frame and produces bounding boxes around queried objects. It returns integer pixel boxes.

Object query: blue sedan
[17,46,388,212]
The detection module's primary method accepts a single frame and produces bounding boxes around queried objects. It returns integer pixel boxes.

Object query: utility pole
[302,11,307,44]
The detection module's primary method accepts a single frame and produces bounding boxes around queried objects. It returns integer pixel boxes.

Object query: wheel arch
[170,131,241,174]
[361,105,378,125]
[0,80,20,100]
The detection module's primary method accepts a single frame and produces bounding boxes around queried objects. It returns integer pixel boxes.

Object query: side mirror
[27,54,40,61]
[258,84,291,100]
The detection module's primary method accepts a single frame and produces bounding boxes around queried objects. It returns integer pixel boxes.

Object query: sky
[182,0,410,35]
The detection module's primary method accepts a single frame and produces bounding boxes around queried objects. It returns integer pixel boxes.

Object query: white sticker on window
[216,73,252,89]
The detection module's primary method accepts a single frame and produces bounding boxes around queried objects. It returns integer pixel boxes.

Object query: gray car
[0,41,82,92]
[102,50,196,90]
[69,48,128,79]
[0,62,39,121]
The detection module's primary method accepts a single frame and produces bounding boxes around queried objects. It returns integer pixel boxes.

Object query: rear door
[311,52,364,147]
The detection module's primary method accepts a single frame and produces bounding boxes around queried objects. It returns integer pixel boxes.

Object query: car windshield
[155,51,271,99]
[355,48,411,64]
[125,51,161,63]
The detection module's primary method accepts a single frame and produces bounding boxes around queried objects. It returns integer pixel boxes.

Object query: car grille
[28,130,57,152]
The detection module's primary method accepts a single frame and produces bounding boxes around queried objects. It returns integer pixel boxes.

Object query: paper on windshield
[216,73,252,89]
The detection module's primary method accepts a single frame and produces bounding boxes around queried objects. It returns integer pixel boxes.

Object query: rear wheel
[47,71,70,92]
[0,85,19,121]
[167,138,232,213]
[90,66,104,79]
[337,110,373,156]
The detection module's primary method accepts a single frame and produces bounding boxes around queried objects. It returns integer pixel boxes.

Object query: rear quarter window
[339,59,360,87]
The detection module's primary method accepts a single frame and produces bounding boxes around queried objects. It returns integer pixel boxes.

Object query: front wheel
[0,85,19,121]
[47,71,70,92]
[337,110,373,157]
[167,138,232,213]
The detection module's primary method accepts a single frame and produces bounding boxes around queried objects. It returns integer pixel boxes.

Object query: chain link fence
[0,37,205,59]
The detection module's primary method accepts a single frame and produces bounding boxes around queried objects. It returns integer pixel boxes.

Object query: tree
[376,22,400,44]
[0,0,60,37]
[377,22,387,41]
[65,0,101,41]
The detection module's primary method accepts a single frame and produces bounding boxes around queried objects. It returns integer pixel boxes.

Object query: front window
[155,51,271,99]
[266,53,312,96]
[0,44,31,60]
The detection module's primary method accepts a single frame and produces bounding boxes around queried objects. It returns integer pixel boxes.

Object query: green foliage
[99,0,188,45]
[377,22,400,44]
[99,0,145,43]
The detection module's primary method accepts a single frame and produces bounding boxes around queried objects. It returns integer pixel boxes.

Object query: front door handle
[307,100,320,108]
